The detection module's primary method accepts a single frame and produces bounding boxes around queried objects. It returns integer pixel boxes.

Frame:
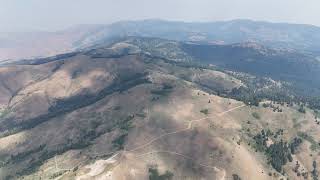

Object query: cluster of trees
[232,174,242,180]
[112,134,128,150]
[228,86,260,106]
[227,84,319,115]
[228,85,297,109]
[266,140,293,173]
[251,112,261,119]
[151,83,174,96]
[157,47,320,115]
[253,129,273,152]
[112,114,135,150]
[262,103,283,112]
[273,129,284,139]
[253,129,303,173]
[159,50,320,114]
[49,170,68,179]
[293,161,309,179]
[1,145,47,176]
[9,145,46,164]
[297,132,320,151]
[312,160,319,180]
[148,167,174,180]
[290,137,303,154]
[298,105,306,113]
[227,70,320,113]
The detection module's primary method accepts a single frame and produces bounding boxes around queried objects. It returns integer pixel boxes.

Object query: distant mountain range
[2,19,320,61]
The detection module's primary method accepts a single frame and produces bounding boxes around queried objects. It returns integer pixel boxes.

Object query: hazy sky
[1,0,319,32]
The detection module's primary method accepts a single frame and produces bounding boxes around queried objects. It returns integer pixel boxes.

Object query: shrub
[149,168,173,180]
[312,160,319,180]
[252,112,261,119]
[232,174,242,180]
[298,105,306,113]
[112,133,128,150]
[200,109,209,115]
[289,137,303,154]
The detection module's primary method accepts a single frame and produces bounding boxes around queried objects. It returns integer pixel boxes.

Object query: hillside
[120,37,320,105]
[0,25,102,61]
[0,39,320,180]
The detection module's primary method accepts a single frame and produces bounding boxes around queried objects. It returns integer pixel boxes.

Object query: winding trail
[120,104,245,179]
[67,104,245,179]
[127,104,245,152]
[134,151,227,179]
[135,151,220,169]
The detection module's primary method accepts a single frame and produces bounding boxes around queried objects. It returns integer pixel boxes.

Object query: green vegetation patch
[116,115,134,132]
[10,145,46,164]
[289,137,303,154]
[251,112,261,119]
[149,167,173,180]
[253,130,302,173]
[112,133,128,150]
[135,113,146,118]
[298,105,306,114]
[200,109,209,115]
[0,108,10,119]
[297,132,320,151]
[232,174,242,180]
[266,140,293,172]
[113,106,121,111]
[112,115,135,150]
[151,84,174,96]
[312,160,319,180]
[49,170,67,179]
[252,129,275,151]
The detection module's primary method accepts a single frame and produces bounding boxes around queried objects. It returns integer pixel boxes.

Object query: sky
[1,0,320,32]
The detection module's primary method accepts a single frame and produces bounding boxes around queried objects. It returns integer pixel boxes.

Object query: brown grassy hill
[0,40,319,180]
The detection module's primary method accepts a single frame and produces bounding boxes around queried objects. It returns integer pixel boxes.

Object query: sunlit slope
[0,39,319,180]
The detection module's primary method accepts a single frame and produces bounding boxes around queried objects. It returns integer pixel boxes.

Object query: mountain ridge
[2,19,320,61]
